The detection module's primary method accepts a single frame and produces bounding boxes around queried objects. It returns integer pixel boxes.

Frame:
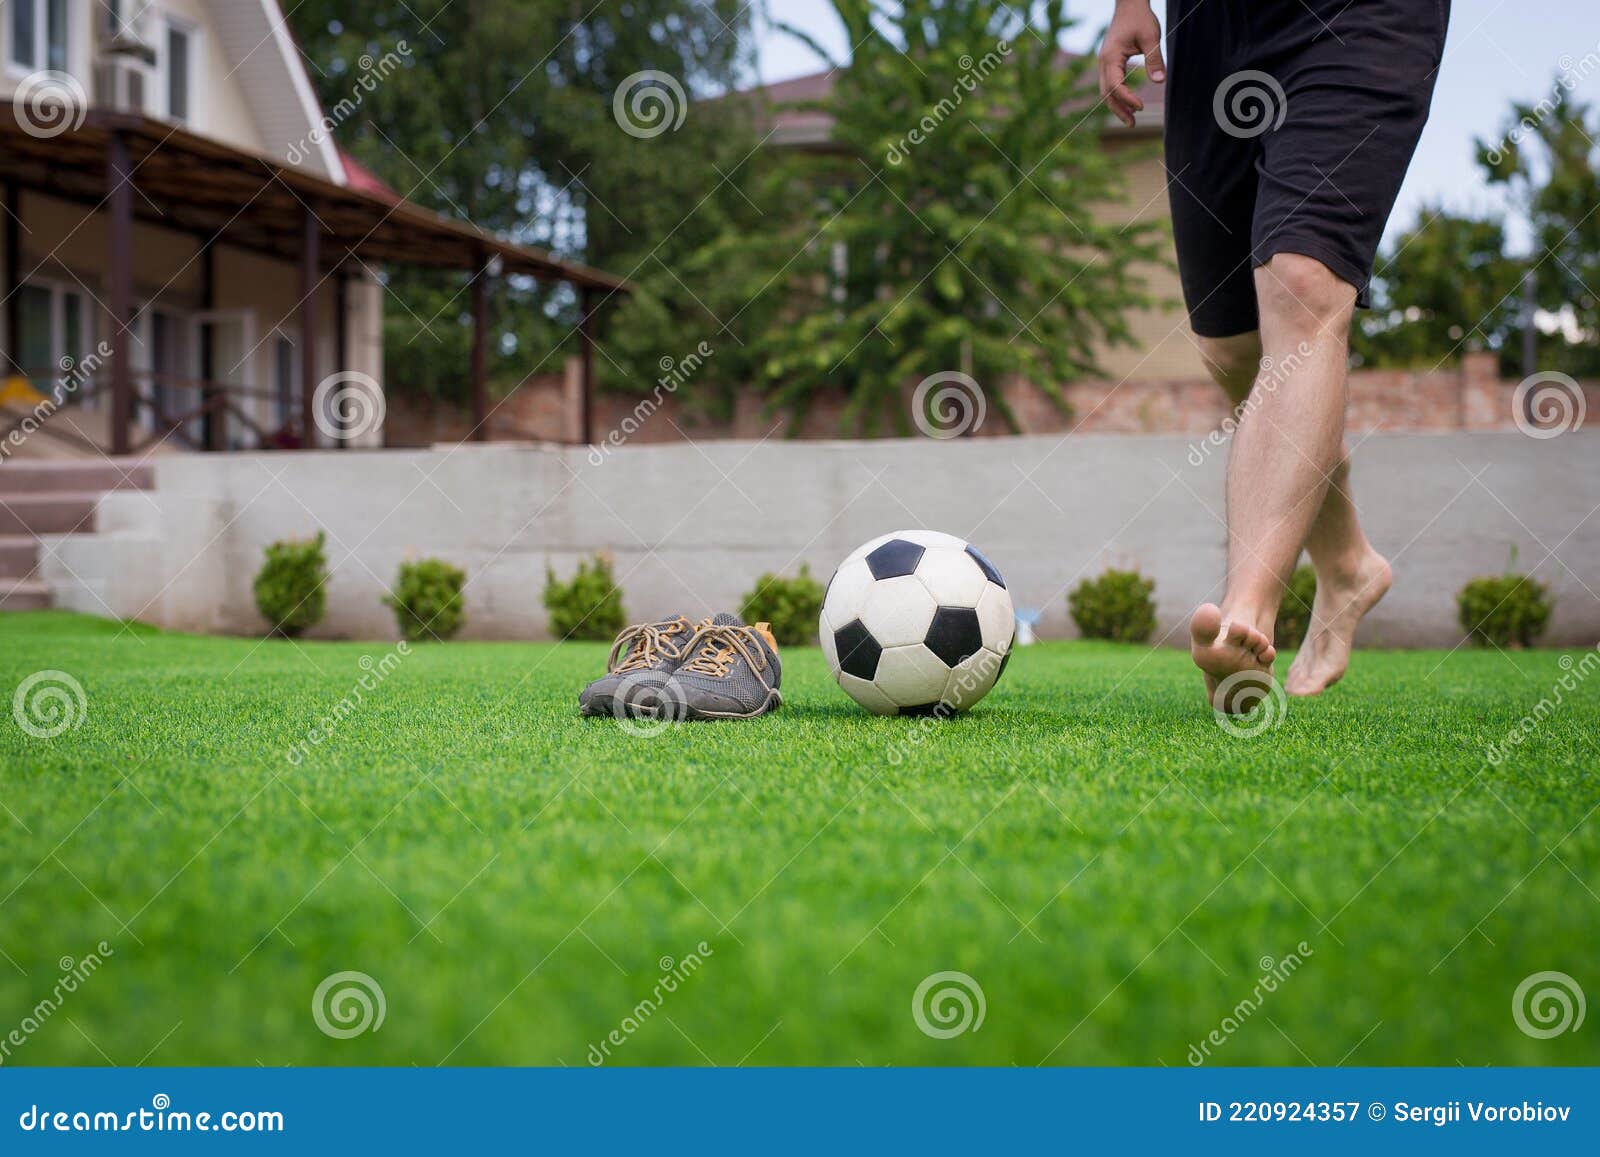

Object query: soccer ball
[820,530,1014,715]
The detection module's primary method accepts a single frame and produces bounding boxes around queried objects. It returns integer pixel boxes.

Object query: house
[741,62,1204,386]
[0,0,625,462]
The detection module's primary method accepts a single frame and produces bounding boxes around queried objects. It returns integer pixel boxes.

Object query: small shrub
[1068,568,1156,643]
[253,531,328,637]
[740,564,825,646]
[1275,565,1318,650]
[1457,571,1552,648]
[384,558,467,642]
[544,553,626,641]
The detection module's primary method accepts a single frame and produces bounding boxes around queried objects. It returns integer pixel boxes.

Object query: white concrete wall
[39,432,1600,647]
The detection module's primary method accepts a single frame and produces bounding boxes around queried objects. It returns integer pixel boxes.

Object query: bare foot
[1190,603,1277,713]
[1285,551,1392,697]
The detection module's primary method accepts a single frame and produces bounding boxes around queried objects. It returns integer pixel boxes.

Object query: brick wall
[384,352,1600,446]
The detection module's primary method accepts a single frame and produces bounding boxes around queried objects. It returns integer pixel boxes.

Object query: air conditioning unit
[100,2,158,65]
[94,59,152,114]
[94,2,156,112]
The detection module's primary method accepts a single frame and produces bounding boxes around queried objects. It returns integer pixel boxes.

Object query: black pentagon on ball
[865,538,925,580]
[964,544,1006,589]
[924,606,983,668]
[833,618,882,681]
[898,702,954,718]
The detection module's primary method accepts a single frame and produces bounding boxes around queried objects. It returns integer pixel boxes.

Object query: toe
[1190,603,1224,646]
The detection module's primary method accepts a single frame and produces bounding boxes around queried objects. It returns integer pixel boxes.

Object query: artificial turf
[1,610,1596,1067]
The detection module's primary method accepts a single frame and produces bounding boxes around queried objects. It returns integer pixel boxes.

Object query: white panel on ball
[873,644,951,706]
[974,583,1015,651]
[859,575,937,648]
[943,648,1005,711]
[839,673,898,715]
[915,546,987,606]
[825,558,876,615]
[891,529,968,551]
[819,610,839,671]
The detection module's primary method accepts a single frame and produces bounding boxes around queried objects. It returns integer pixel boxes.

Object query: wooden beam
[108,131,133,457]
[200,239,224,451]
[470,257,488,442]
[579,287,597,447]
[3,181,19,378]
[335,271,349,449]
[299,207,320,447]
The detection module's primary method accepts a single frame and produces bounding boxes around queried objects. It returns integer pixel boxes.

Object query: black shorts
[1163,0,1450,337]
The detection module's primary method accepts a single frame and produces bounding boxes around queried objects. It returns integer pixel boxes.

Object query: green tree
[1353,208,1521,368]
[1478,84,1600,377]
[615,0,1163,433]
[286,2,756,405]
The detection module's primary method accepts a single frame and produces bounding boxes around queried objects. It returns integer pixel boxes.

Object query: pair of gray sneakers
[579,612,782,721]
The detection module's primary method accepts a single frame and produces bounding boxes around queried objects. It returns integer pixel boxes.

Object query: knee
[1196,332,1262,404]
[1256,253,1355,333]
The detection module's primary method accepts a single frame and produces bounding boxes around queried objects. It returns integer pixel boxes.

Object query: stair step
[0,535,37,578]
[0,458,153,494]
[0,579,50,612]
[0,492,101,535]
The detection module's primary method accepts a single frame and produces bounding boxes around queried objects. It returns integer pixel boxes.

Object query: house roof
[214,0,347,183]
[0,109,629,292]
[740,53,1164,148]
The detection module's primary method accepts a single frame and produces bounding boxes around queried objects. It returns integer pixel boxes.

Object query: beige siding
[11,190,384,449]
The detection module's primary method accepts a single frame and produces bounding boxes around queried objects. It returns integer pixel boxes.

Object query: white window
[273,335,298,430]
[11,280,90,401]
[161,17,199,125]
[8,0,69,72]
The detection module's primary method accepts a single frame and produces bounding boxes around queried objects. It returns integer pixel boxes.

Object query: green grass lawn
[1,611,1596,1067]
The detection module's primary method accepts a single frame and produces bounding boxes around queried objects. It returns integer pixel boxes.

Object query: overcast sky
[752,0,1600,251]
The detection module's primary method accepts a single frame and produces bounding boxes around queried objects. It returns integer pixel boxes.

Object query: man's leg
[1194,325,1392,698]
[1190,253,1357,710]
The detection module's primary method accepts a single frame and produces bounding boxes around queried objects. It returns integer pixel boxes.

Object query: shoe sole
[676,689,783,721]
[579,695,662,719]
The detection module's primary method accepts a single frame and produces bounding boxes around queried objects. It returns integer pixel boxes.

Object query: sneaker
[578,615,694,718]
[660,613,782,720]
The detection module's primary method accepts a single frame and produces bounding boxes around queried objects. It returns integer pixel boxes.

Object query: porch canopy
[0,107,629,454]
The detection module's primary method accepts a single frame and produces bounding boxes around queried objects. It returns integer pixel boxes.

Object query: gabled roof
[209,0,346,183]
[739,52,1165,148]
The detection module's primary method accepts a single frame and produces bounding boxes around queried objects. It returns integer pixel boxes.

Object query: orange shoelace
[608,619,689,674]
[678,624,772,682]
